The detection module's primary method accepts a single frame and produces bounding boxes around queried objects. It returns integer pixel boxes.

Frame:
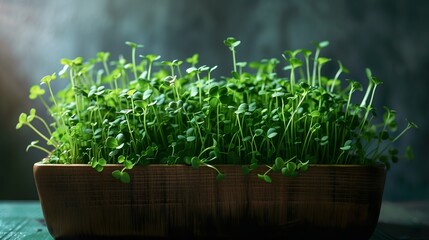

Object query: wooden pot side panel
[33,164,386,239]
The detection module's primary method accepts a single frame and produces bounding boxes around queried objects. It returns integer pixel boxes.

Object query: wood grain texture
[33,164,386,239]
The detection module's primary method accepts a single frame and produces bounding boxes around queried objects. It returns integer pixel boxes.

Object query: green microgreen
[18,37,417,182]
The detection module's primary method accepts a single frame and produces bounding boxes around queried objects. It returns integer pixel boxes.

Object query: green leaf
[72,57,83,65]
[232,71,240,79]
[299,82,310,90]
[219,95,230,104]
[134,100,147,108]
[191,157,200,168]
[258,174,272,183]
[106,137,119,148]
[119,109,133,115]
[298,160,309,171]
[27,109,36,122]
[310,110,320,118]
[340,145,351,151]
[209,97,219,108]
[371,76,383,85]
[116,133,125,142]
[243,136,251,142]
[127,89,137,97]
[286,162,297,172]
[186,54,199,66]
[125,41,143,48]
[98,158,107,166]
[301,49,312,57]
[186,67,198,74]
[248,102,256,112]
[189,86,198,97]
[118,155,125,163]
[366,68,372,80]
[272,92,285,98]
[209,86,219,96]
[224,37,241,49]
[60,58,73,66]
[321,136,329,142]
[26,140,39,152]
[112,170,131,183]
[216,173,225,181]
[288,58,302,68]
[18,113,28,124]
[95,164,104,172]
[109,149,119,157]
[267,128,278,139]
[29,85,45,99]
[142,89,153,100]
[124,160,133,169]
[198,65,210,72]
[284,49,302,58]
[186,136,196,142]
[116,143,125,150]
[318,41,330,48]
[58,65,69,78]
[120,172,131,183]
[186,128,194,136]
[281,167,290,176]
[235,103,248,114]
[254,129,263,136]
[96,52,110,63]
[317,57,331,65]
[112,170,122,179]
[146,54,161,62]
[40,74,54,85]
[407,121,418,129]
[337,60,349,74]
[275,157,284,170]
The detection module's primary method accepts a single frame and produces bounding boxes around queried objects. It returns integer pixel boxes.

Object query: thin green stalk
[311,49,320,86]
[131,47,137,81]
[305,56,311,85]
[235,114,245,160]
[147,61,153,80]
[34,115,53,137]
[359,83,379,133]
[197,72,202,106]
[217,104,220,145]
[278,91,308,150]
[232,49,237,73]
[290,67,296,94]
[372,123,415,160]
[301,118,314,160]
[125,114,137,152]
[25,123,53,147]
[28,144,51,155]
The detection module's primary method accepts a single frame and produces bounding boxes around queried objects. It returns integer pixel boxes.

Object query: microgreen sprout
[18,38,417,182]
[224,37,241,73]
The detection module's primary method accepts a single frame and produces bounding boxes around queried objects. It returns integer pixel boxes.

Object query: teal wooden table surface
[0,201,51,239]
[1,201,428,239]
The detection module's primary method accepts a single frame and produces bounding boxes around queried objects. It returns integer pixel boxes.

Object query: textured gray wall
[1,0,428,200]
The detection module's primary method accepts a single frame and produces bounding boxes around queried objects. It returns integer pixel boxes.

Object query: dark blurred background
[0,0,428,201]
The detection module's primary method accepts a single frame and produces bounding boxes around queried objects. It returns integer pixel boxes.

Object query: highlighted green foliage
[17,38,417,182]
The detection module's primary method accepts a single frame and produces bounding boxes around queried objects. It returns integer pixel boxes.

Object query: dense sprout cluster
[17,38,416,182]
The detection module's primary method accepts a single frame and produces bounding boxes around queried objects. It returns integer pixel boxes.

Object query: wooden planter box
[33,163,386,239]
